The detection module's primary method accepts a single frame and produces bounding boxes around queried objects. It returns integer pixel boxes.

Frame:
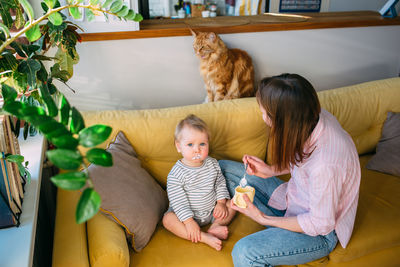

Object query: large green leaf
[23,122,29,139]
[69,107,85,134]
[55,46,79,79]
[133,13,143,22]
[17,59,41,87]
[0,22,10,38]
[50,63,70,82]
[46,149,82,170]
[79,124,112,148]
[17,161,30,183]
[25,24,41,42]
[69,7,82,20]
[6,154,24,163]
[109,0,123,13]
[19,0,35,21]
[59,94,71,126]
[49,134,79,150]
[102,0,114,9]
[20,107,47,125]
[38,119,69,139]
[10,42,27,58]
[44,0,57,9]
[39,84,58,117]
[36,62,49,83]
[85,8,95,22]
[49,12,63,26]
[2,101,25,117]
[0,1,13,28]
[14,7,25,29]
[1,50,19,71]
[86,148,112,166]
[116,5,129,17]
[1,84,18,102]
[50,171,87,190]
[76,188,101,224]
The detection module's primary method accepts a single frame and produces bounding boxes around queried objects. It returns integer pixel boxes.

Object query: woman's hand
[213,200,228,220]
[230,194,265,225]
[243,155,276,178]
[184,218,201,243]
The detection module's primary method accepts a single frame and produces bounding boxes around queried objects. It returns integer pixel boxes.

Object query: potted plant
[0,0,142,224]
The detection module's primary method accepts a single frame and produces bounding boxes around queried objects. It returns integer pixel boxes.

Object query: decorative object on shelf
[0,0,142,225]
[192,3,206,17]
[379,0,399,18]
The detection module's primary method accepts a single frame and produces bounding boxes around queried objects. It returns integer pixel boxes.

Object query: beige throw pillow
[88,131,168,251]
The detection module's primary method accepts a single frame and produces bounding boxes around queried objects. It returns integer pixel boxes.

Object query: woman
[219,73,361,266]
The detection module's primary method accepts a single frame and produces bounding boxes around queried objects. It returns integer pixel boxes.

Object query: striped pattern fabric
[167,157,230,222]
[268,109,361,248]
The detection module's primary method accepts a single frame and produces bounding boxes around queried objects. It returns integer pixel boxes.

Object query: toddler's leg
[162,212,223,251]
[208,200,236,240]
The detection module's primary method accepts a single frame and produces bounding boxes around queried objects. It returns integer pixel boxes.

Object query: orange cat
[191,30,255,102]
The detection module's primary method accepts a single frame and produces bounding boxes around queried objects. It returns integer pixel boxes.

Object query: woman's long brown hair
[256,73,321,171]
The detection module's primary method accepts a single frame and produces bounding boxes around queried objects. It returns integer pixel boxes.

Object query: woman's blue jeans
[219,160,338,267]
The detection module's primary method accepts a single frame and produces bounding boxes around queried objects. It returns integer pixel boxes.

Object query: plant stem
[81,162,94,188]
[0,4,116,54]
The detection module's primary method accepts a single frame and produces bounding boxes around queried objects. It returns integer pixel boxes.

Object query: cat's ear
[208,32,217,42]
[190,29,197,37]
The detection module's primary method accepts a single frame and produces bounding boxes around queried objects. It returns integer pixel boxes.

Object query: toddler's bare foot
[208,225,229,240]
[201,232,222,251]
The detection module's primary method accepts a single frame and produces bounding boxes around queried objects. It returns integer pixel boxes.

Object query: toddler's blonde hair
[175,114,210,141]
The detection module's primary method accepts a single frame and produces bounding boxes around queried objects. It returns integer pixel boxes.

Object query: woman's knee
[231,238,257,267]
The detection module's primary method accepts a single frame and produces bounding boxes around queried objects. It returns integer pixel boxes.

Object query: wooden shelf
[80,11,400,41]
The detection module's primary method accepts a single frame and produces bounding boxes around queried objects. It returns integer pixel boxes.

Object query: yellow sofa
[52,77,400,267]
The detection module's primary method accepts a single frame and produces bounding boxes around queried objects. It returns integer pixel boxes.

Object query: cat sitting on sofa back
[191,30,255,102]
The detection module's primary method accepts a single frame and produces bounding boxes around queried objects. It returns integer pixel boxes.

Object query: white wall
[56,26,400,111]
[30,1,400,111]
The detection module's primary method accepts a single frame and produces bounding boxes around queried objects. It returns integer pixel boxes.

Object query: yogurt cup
[233,186,255,208]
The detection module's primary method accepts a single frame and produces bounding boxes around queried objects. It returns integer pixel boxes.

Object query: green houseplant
[0,0,142,224]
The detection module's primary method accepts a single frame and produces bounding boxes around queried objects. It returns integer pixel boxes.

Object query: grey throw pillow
[366,112,400,177]
[88,131,168,251]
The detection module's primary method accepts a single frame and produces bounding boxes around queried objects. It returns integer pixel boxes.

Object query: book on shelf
[0,158,17,227]
[0,115,23,228]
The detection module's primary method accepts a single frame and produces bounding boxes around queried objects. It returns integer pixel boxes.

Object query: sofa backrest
[82,98,268,187]
[82,77,400,187]
[317,77,400,155]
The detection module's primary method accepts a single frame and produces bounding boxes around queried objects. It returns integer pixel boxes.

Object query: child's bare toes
[202,232,223,251]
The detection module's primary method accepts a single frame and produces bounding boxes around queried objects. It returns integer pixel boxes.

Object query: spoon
[239,163,248,187]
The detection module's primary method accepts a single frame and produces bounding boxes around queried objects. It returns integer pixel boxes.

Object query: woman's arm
[231,194,303,233]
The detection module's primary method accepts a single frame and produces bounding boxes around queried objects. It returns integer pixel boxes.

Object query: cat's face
[192,32,219,60]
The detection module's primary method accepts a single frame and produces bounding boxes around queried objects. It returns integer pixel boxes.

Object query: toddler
[162,114,236,251]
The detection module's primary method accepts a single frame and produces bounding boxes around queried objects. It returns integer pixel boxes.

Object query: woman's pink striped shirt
[268,109,361,248]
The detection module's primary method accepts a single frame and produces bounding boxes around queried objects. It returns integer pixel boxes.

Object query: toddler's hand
[184,218,201,243]
[213,201,228,220]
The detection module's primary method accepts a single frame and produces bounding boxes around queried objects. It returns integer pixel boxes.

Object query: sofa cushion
[329,155,400,262]
[52,190,89,267]
[366,112,400,177]
[82,98,269,187]
[87,212,130,267]
[317,78,400,155]
[131,213,265,266]
[88,131,168,251]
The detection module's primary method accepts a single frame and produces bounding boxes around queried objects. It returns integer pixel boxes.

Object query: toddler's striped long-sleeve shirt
[167,157,230,222]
